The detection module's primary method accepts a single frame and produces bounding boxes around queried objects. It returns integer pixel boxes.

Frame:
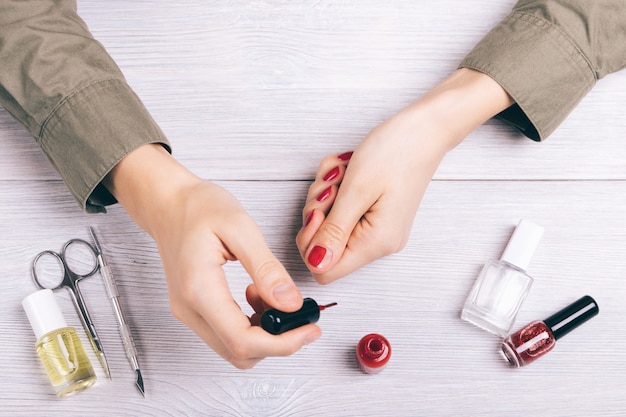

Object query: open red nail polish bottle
[356,333,391,374]
[501,295,599,367]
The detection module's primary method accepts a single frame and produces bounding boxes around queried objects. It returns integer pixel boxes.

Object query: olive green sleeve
[0,0,170,213]
[460,0,626,141]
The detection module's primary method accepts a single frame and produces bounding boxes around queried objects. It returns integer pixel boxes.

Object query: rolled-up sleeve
[0,0,170,212]
[460,0,626,141]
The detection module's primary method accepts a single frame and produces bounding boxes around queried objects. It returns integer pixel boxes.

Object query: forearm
[0,1,170,212]
[417,68,513,147]
[372,68,514,171]
[460,0,626,141]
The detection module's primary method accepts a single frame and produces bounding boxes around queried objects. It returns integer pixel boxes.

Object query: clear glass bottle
[461,219,544,337]
[22,289,97,397]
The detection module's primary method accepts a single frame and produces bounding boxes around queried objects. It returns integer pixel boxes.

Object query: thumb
[303,185,370,275]
[224,218,303,312]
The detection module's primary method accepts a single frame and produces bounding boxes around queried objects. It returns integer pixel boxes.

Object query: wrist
[103,143,202,237]
[402,68,514,154]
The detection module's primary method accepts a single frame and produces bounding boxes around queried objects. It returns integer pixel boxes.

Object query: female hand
[297,68,514,284]
[105,144,321,369]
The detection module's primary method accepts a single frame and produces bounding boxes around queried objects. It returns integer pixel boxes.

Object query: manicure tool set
[30,225,144,396]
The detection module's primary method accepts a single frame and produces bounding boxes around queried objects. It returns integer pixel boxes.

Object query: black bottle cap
[261,298,321,335]
[544,295,599,340]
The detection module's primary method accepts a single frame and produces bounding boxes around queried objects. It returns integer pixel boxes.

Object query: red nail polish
[338,151,353,161]
[501,295,598,367]
[356,333,391,374]
[304,211,314,227]
[317,186,332,202]
[323,166,340,182]
[308,245,327,268]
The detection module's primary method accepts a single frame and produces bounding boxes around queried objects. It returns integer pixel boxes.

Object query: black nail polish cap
[261,298,320,335]
[544,295,599,340]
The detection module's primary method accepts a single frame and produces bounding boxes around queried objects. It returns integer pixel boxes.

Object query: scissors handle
[31,251,66,290]
[62,238,99,278]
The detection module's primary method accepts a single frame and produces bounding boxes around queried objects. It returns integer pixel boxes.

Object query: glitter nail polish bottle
[461,219,544,337]
[501,295,599,367]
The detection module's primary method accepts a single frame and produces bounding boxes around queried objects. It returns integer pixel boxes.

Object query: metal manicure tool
[32,237,112,379]
[89,226,145,397]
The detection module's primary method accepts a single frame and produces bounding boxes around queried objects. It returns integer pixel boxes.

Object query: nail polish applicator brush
[261,298,336,335]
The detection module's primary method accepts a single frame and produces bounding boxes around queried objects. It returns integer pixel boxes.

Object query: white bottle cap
[22,289,68,339]
[500,219,544,271]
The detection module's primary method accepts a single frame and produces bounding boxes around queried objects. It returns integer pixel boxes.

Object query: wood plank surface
[1,1,625,416]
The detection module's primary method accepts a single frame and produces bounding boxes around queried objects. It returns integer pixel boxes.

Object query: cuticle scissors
[31,238,111,379]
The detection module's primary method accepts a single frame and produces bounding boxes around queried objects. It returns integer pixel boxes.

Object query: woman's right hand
[105,144,321,369]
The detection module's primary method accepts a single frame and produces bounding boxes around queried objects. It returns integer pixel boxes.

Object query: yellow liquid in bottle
[36,327,97,397]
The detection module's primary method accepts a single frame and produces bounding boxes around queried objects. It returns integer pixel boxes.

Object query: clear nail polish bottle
[501,295,599,367]
[22,289,97,397]
[461,219,544,337]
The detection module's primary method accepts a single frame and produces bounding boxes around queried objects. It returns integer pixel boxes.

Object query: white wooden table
[2,1,625,416]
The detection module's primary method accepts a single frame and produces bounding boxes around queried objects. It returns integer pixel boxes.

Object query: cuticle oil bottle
[22,289,97,397]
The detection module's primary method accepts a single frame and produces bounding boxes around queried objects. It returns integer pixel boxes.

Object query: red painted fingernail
[308,245,327,268]
[323,166,340,182]
[338,151,353,161]
[317,186,332,202]
[304,211,314,227]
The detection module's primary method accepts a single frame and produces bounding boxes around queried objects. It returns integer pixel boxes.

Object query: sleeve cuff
[38,78,171,213]
[459,12,596,141]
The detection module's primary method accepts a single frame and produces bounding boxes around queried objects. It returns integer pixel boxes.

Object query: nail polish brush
[261,298,336,335]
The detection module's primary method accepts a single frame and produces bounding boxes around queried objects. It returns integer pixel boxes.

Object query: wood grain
[1,1,625,416]
[2,180,626,416]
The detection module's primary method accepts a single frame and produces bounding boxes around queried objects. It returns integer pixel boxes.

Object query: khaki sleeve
[0,0,170,213]
[459,0,626,141]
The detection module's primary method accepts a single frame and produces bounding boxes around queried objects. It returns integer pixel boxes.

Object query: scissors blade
[89,226,105,260]
[96,350,111,379]
[75,292,111,379]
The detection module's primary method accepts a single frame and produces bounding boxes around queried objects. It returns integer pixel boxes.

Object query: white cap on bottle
[500,219,544,271]
[22,289,68,339]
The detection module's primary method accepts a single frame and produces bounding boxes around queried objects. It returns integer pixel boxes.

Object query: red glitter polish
[317,186,332,202]
[337,151,353,161]
[323,166,340,182]
[501,295,599,367]
[356,333,391,374]
[501,321,555,367]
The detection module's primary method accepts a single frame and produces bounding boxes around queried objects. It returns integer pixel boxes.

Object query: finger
[184,266,320,368]
[245,283,266,315]
[303,160,379,274]
[310,188,414,283]
[314,151,353,182]
[201,290,320,361]
[296,208,325,259]
[186,299,320,368]
[218,215,303,312]
[308,213,388,284]
[246,283,264,326]
[301,158,349,226]
[302,184,338,226]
